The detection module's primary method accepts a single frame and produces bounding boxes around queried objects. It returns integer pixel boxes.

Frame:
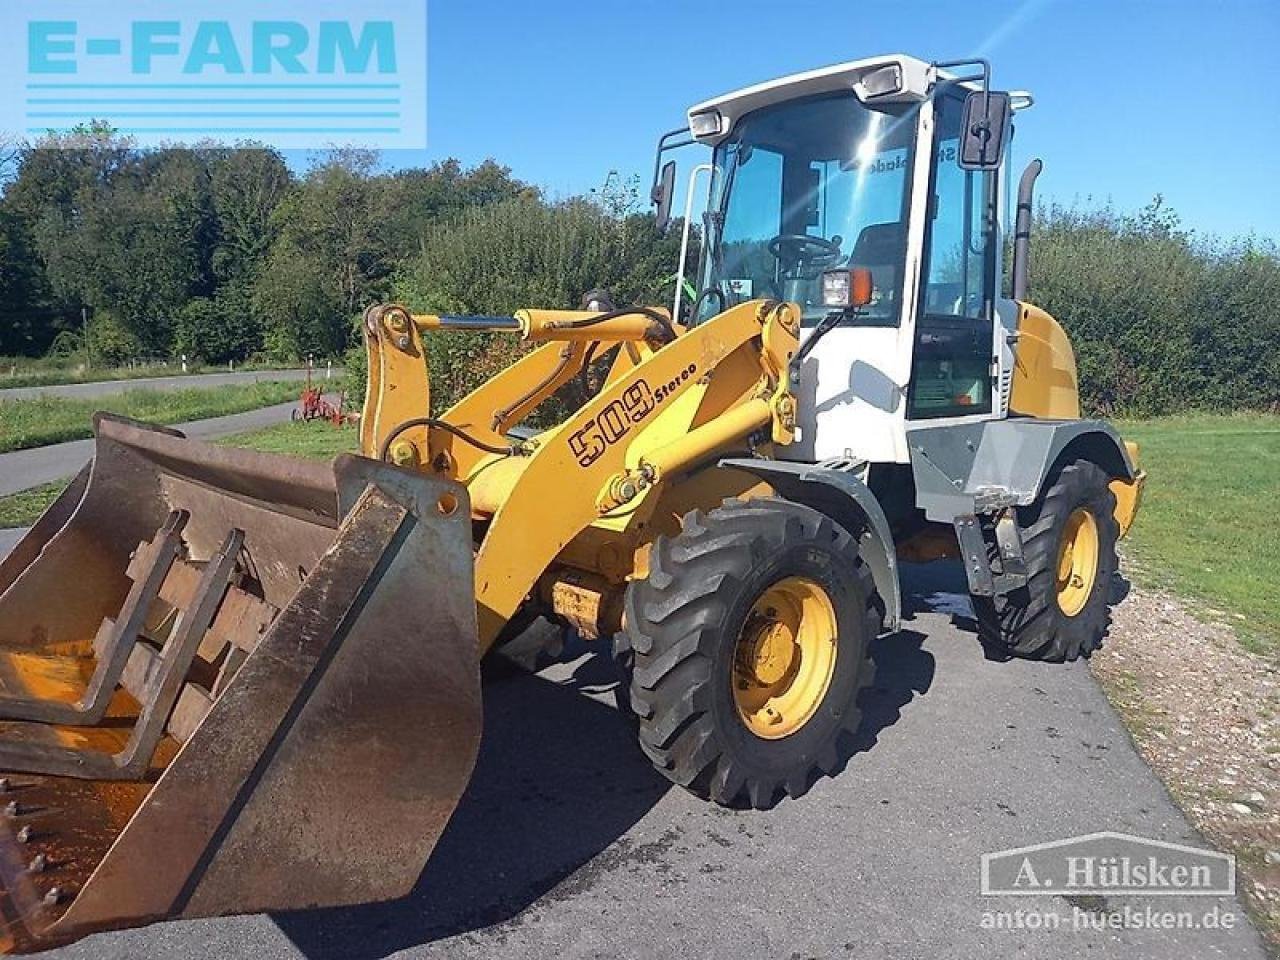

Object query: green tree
[197,147,293,361]
[0,204,53,354]
[375,158,532,262]
[1031,197,1206,415]
[394,195,684,409]
[255,150,389,359]
[7,128,213,356]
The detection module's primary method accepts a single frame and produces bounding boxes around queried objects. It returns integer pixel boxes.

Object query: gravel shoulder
[1093,578,1280,949]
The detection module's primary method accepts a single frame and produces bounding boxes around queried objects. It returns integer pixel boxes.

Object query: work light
[688,110,723,137]
[855,64,903,100]
[821,268,874,309]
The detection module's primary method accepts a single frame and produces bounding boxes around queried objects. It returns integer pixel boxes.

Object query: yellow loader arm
[360,299,802,649]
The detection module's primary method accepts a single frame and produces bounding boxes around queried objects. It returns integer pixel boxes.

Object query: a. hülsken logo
[982,831,1235,897]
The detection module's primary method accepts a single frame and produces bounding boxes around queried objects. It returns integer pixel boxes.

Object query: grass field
[0,381,300,453]
[0,481,65,528]
[1,413,1277,660]
[1117,412,1280,656]
[216,418,358,458]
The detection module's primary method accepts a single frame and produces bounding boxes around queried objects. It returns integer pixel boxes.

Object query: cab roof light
[854,64,903,101]
[688,110,723,138]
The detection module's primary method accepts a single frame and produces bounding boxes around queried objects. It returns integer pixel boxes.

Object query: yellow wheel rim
[1056,507,1100,617]
[732,576,838,739]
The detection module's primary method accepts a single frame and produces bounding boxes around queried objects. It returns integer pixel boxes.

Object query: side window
[923,138,988,319]
[908,92,997,420]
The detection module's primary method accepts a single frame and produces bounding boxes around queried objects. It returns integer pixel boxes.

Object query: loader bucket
[0,414,481,952]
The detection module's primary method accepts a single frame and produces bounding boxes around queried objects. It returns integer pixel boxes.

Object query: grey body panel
[719,458,901,633]
[907,418,1136,523]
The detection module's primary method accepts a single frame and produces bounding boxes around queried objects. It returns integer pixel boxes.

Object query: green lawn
[1117,412,1280,655]
[215,419,358,459]
[0,381,301,453]
[0,482,65,528]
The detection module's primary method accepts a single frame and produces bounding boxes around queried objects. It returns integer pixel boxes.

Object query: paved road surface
[0,556,1257,960]
[0,528,22,558]
[0,401,299,497]
[0,369,308,402]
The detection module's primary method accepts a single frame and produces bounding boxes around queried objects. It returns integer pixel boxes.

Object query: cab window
[908,90,998,419]
[701,92,915,325]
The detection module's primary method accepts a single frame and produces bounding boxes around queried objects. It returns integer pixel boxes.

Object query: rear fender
[908,418,1141,530]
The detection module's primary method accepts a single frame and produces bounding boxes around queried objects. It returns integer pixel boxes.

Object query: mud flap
[0,415,481,952]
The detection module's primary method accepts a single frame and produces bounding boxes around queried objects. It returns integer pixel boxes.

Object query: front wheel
[974,460,1120,661]
[623,498,879,809]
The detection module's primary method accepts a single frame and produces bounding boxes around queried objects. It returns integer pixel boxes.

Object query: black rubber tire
[623,498,879,809]
[974,460,1120,662]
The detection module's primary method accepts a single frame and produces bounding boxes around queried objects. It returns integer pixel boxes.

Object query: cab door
[906,89,1000,424]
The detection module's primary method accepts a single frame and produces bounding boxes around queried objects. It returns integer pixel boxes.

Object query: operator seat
[849,223,904,313]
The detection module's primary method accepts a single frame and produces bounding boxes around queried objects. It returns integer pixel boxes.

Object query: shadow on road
[853,628,935,755]
[274,621,937,959]
[272,656,670,960]
[898,559,1135,662]
[898,559,995,646]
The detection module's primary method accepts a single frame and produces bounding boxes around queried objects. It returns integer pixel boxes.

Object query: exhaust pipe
[1011,158,1042,302]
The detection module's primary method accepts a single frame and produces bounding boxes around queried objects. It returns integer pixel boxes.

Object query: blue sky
[401,0,1278,242]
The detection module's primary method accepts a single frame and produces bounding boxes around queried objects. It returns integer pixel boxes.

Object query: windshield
[698,91,917,325]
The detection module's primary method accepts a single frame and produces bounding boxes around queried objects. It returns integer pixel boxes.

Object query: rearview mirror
[958,90,1011,170]
[652,160,677,232]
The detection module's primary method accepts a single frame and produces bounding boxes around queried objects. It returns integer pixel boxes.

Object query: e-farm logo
[1,1,427,149]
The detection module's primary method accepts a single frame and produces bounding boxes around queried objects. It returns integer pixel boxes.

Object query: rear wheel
[974,460,1119,661]
[623,498,879,809]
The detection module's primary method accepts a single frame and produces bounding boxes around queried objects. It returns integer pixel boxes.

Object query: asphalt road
[0,369,308,402]
[0,401,299,497]
[1,558,1258,960]
[0,528,22,558]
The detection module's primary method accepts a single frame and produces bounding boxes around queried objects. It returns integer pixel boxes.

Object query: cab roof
[686,54,946,146]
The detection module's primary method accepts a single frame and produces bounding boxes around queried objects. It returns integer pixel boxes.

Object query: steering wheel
[767,234,843,277]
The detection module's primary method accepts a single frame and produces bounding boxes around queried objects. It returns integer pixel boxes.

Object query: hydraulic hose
[561,306,677,343]
[378,417,521,462]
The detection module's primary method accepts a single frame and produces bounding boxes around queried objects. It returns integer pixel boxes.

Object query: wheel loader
[0,54,1145,951]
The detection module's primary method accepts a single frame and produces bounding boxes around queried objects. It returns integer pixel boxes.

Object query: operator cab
[666,55,1028,466]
